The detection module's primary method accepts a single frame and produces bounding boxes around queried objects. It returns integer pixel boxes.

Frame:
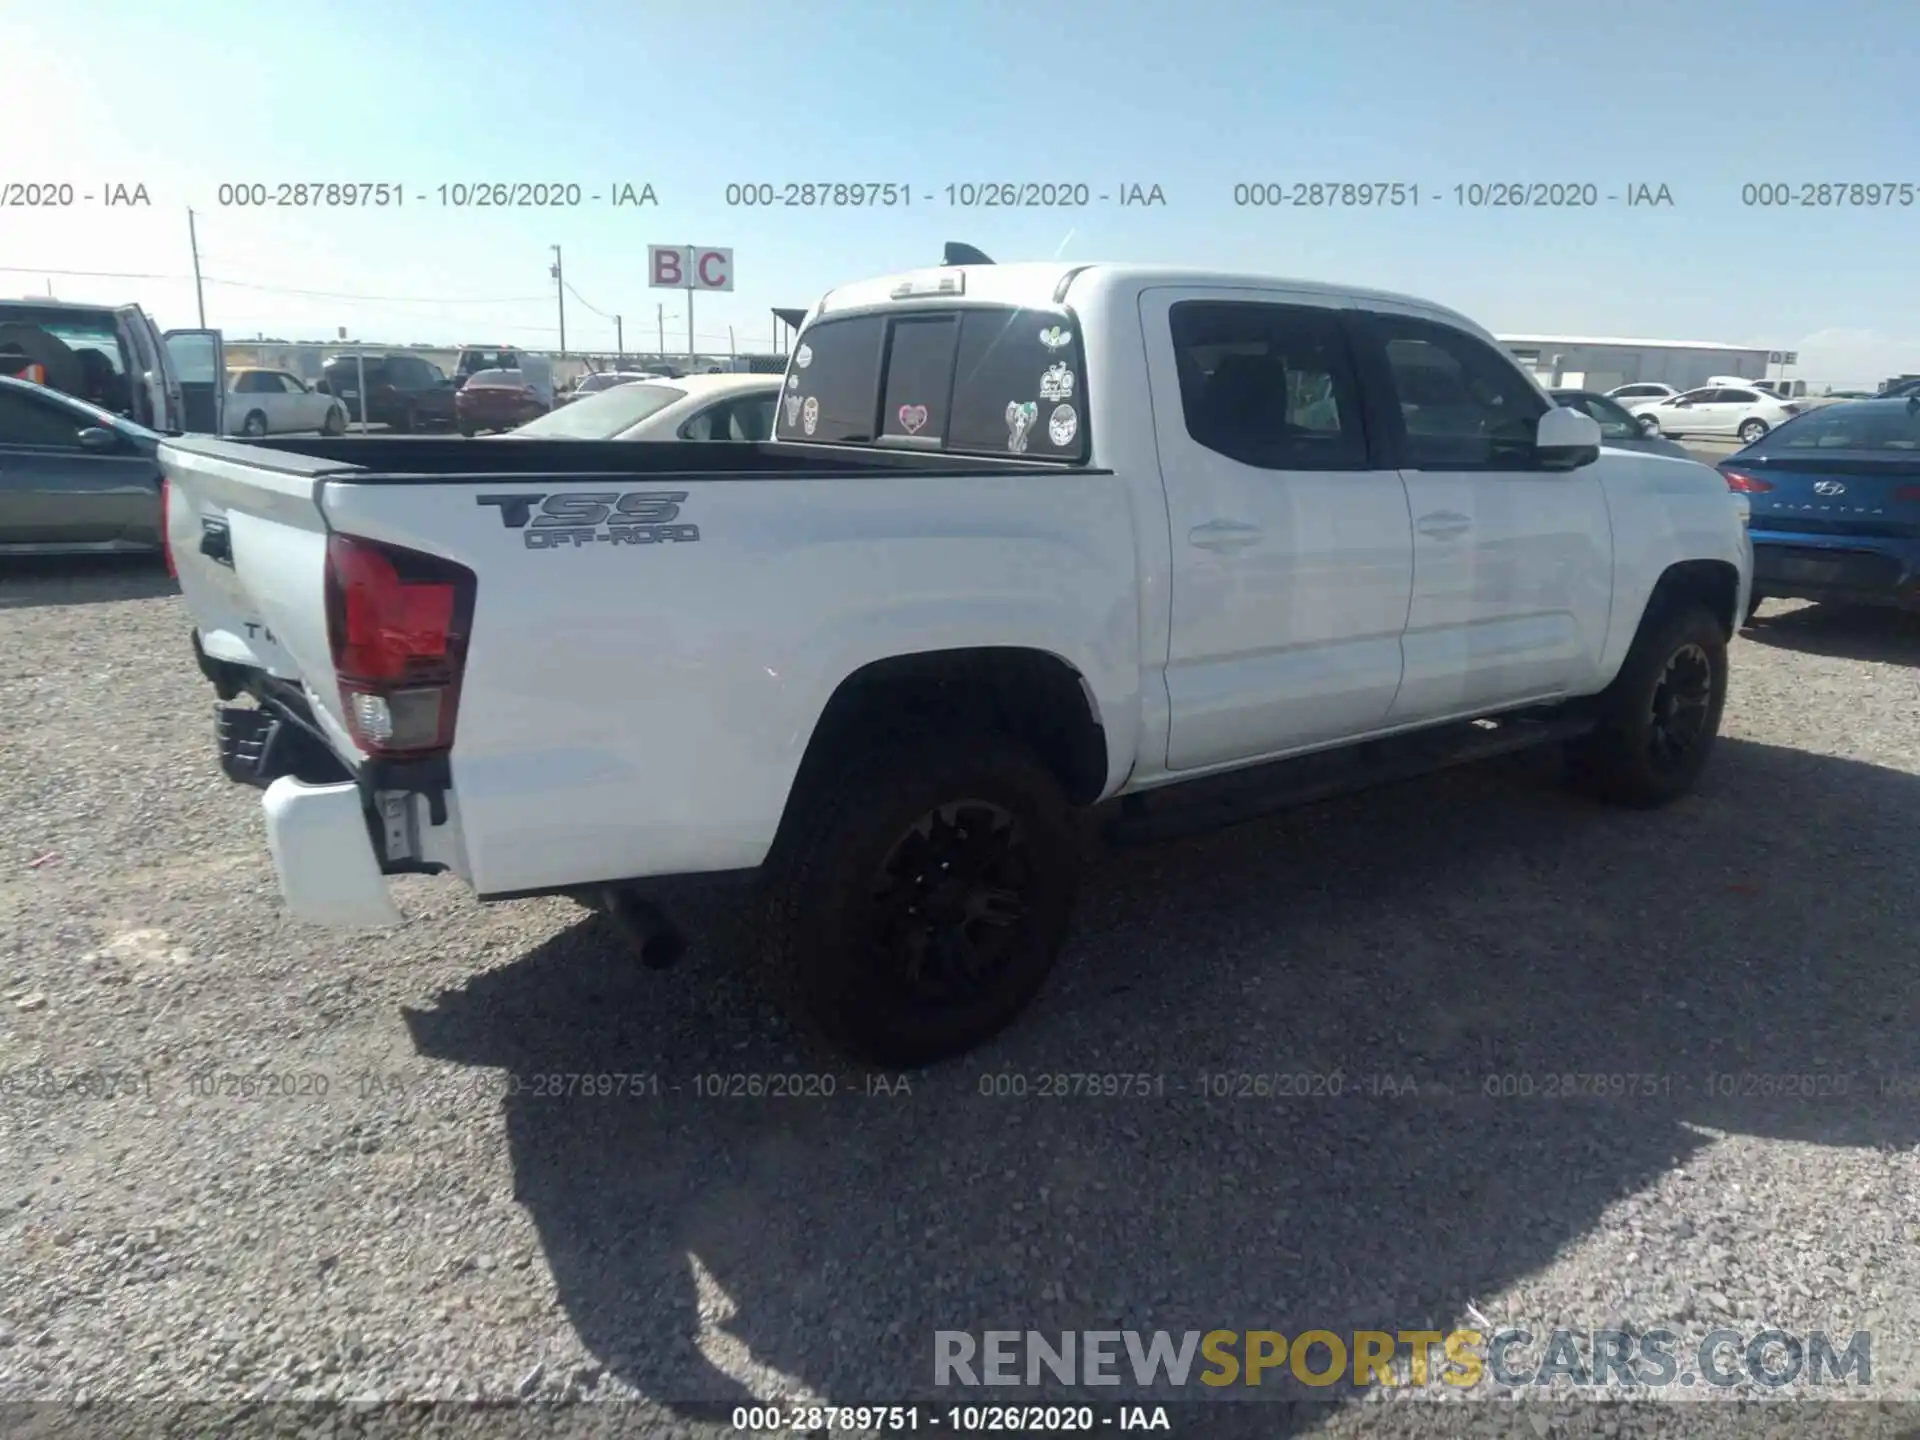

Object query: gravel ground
[4,554,1920,1439]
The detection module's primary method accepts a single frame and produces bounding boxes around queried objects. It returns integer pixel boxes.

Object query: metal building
[1496,335,1777,393]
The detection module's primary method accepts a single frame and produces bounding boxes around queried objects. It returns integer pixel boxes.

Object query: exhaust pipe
[599,887,686,970]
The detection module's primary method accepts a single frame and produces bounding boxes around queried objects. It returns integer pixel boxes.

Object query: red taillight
[159,477,176,577]
[324,534,476,757]
[1895,485,1920,503]
[1723,469,1774,493]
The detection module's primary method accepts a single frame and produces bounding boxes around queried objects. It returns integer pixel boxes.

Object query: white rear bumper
[262,777,404,927]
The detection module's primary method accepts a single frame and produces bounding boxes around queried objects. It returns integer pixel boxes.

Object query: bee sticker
[1039,325,1072,351]
[796,344,813,369]
[783,392,803,427]
[897,403,929,435]
[1039,363,1075,403]
[1006,400,1038,453]
[802,396,820,435]
[1048,403,1078,448]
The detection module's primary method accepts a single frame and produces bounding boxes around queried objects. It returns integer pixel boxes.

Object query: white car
[1606,382,1680,413]
[1639,385,1800,444]
[158,258,1747,1065]
[226,368,347,438]
[506,371,781,440]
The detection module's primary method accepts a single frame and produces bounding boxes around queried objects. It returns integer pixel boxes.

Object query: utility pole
[615,315,624,367]
[187,208,207,326]
[657,303,665,356]
[728,325,735,362]
[549,245,566,358]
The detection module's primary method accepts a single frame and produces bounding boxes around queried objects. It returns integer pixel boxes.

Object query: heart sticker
[898,404,929,434]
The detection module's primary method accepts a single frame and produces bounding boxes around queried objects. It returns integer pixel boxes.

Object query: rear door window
[777,305,1089,460]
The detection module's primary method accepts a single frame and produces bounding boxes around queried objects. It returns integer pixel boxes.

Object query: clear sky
[4,0,1914,386]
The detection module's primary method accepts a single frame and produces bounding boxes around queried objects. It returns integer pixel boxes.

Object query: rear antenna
[1908,394,1919,414]
[943,242,994,266]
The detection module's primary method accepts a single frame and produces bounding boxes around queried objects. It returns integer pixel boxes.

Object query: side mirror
[76,426,120,452]
[1536,407,1601,470]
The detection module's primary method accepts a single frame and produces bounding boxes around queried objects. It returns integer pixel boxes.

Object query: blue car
[1719,396,1920,620]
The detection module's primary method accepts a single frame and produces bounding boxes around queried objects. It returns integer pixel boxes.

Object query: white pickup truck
[158,259,1750,1066]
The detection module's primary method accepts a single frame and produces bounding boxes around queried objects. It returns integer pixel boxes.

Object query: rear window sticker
[898,403,929,435]
[787,373,800,390]
[1039,325,1072,351]
[802,396,820,435]
[784,392,803,427]
[1006,400,1038,453]
[1048,403,1078,448]
[1039,363,1075,403]
[796,343,813,368]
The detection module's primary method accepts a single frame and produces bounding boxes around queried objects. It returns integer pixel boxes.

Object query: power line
[204,275,552,304]
[0,265,187,281]
[562,280,616,320]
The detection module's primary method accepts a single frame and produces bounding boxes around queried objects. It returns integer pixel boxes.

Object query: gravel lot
[4,549,1920,1439]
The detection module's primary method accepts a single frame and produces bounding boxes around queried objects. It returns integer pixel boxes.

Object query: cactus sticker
[784,392,803,427]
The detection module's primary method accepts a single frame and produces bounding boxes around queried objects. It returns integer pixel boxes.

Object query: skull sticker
[802,396,820,436]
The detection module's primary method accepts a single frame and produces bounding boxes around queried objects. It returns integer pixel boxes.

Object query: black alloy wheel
[1647,641,1713,771]
[867,800,1035,1009]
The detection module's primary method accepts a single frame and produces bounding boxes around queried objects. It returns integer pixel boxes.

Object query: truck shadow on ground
[403,736,1920,1431]
[1744,601,1920,669]
[0,554,176,609]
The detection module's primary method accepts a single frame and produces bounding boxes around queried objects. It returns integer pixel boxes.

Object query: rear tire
[240,409,267,438]
[1743,590,1766,625]
[322,405,346,436]
[459,424,477,438]
[1738,418,1769,444]
[1566,601,1728,809]
[758,730,1080,1068]
[397,403,418,435]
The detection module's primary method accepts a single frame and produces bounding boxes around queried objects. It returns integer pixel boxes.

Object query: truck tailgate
[159,438,356,748]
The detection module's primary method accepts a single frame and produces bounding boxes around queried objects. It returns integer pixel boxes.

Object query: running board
[1104,711,1596,847]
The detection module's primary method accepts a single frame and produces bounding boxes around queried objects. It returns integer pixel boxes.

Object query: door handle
[1415,511,1472,540]
[1188,520,1264,551]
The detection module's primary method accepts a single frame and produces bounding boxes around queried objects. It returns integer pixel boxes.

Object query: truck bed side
[160,438,1144,897]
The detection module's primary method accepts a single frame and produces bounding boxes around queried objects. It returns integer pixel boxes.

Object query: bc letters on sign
[648,245,734,292]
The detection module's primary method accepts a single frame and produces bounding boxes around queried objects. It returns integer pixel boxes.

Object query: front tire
[1738,418,1769,444]
[1566,601,1728,808]
[322,405,346,436]
[759,731,1080,1068]
[1639,413,1663,436]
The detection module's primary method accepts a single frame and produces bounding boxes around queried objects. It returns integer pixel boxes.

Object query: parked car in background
[1607,381,1679,412]
[1640,385,1799,444]
[0,373,163,553]
[455,368,551,435]
[1876,377,1920,399]
[502,372,781,440]
[1722,396,1920,621]
[1549,389,1694,458]
[0,298,223,433]
[561,371,663,404]
[1751,378,1809,400]
[226,368,348,437]
[453,347,553,404]
[315,353,458,432]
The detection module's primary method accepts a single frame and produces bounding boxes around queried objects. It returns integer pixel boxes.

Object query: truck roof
[814,262,1491,337]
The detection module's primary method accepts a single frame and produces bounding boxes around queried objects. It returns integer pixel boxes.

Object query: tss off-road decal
[475,491,700,550]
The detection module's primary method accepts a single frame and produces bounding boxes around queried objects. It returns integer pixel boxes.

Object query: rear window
[1761,404,1920,453]
[465,368,523,388]
[775,305,1089,461]
[459,349,518,375]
